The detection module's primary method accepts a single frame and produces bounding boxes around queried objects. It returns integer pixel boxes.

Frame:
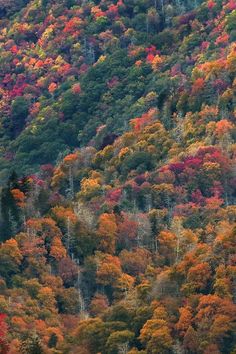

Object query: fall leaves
[0,0,236,352]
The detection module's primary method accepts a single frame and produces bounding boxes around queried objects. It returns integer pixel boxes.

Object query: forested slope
[0,0,233,178]
[0,0,236,353]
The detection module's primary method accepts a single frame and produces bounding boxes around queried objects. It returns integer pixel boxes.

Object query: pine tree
[0,172,23,241]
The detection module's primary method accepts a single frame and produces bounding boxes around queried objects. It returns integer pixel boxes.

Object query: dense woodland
[0,0,236,353]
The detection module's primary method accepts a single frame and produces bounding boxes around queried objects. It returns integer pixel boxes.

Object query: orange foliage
[96,254,122,286]
[26,217,61,239]
[63,153,78,163]
[186,262,212,290]
[11,189,25,207]
[151,55,163,71]
[0,239,22,264]
[52,206,77,224]
[192,78,205,94]
[48,82,57,93]
[176,307,192,337]
[50,237,67,260]
[135,60,143,67]
[215,119,233,136]
[97,213,117,254]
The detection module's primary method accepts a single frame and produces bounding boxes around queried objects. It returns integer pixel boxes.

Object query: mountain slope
[0,0,235,179]
[0,0,236,353]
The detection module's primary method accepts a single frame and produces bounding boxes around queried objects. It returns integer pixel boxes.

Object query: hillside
[0,0,236,353]
[0,0,235,178]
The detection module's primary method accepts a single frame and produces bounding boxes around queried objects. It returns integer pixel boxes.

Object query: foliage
[0,0,235,353]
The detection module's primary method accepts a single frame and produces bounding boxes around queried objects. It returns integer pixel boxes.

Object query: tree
[96,254,122,287]
[106,330,135,354]
[89,293,109,317]
[213,265,232,299]
[183,262,212,294]
[73,318,108,353]
[57,287,82,314]
[20,334,43,354]
[0,0,29,17]
[139,305,173,353]
[97,213,117,254]
[176,306,193,337]
[1,174,22,241]
[0,239,22,282]
[48,333,58,348]
[58,257,78,287]
[183,326,198,353]
[37,287,57,313]
[119,248,151,276]
[50,237,67,260]
[0,314,9,354]
[146,327,173,354]
[214,119,233,153]
[117,213,138,249]
[193,295,236,351]
[10,97,29,137]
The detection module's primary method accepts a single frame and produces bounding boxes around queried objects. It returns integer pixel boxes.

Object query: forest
[0,0,236,353]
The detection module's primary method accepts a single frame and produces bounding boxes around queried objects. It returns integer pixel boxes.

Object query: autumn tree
[0,239,22,283]
[139,305,173,354]
[0,314,9,354]
[97,213,117,254]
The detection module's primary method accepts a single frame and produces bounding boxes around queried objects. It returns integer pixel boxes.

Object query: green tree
[20,334,43,354]
[10,97,29,137]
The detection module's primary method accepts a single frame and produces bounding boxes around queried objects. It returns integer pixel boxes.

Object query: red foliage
[201,41,210,51]
[130,108,157,132]
[58,63,71,76]
[215,33,229,46]
[208,0,217,9]
[225,0,236,10]
[10,45,18,54]
[9,83,28,98]
[40,164,54,177]
[146,53,155,63]
[63,18,82,33]
[58,257,78,286]
[184,157,202,169]
[145,46,157,55]
[106,188,122,204]
[117,213,138,248]
[191,189,205,205]
[0,314,9,354]
[168,163,185,174]
[0,314,7,339]
[106,4,119,18]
